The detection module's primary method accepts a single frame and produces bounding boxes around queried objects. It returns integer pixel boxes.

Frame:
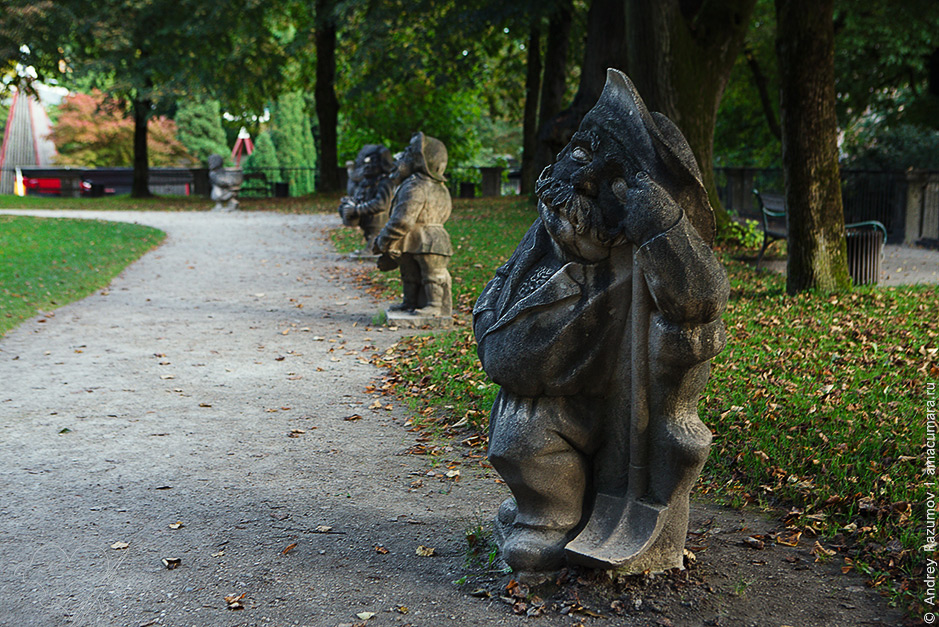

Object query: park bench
[753,189,888,286]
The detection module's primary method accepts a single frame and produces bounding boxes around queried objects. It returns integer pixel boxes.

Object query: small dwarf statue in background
[338,144,399,251]
[372,132,453,318]
[474,69,729,576]
[208,154,243,212]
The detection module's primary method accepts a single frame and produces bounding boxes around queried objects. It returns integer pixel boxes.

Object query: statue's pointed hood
[410,132,448,183]
[582,69,716,245]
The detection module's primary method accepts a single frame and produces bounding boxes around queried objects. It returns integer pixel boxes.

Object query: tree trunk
[532,0,574,176]
[132,97,152,198]
[535,0,627,167]
[624,0,756,234]
[315,0,340,192]
[519,22,542,196]
[775,0,850,294]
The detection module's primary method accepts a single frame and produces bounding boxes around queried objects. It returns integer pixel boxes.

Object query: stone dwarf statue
[208,154,243,212]
[338,144,399,250]
[372,132,453,318]
[473,69,729,576]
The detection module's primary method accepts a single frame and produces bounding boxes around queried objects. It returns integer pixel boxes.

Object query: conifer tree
[270,92,316,196]
[243,131,280,181]
[175,100,230,165]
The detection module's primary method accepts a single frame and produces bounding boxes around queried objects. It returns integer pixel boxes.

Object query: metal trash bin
[846,222,887,286]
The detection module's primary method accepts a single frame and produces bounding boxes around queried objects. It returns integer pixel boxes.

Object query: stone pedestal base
[385,309,452,329]
[348,250,379,261]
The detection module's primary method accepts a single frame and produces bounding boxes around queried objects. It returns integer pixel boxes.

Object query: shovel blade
[565,493,668,568]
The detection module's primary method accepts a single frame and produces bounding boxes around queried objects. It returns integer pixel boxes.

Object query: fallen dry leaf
[355,611,375,620]
[224,592,245,610]
[161,557,181,570]
[776,531,802,547]
[315,525,334,533]
[169,521,184,530]
[374,545,389,554]
[415,545,436,557]
[282,542,298,555]
[344,414,362,421]
[110,542,129,550]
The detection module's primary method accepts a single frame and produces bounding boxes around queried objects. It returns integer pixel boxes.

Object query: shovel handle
[627,245,651,501]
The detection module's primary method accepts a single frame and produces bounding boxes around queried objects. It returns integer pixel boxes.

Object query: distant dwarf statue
[208,154,243,212]
[474,69,729,576]
[372,132,453,319]
[338,144,399,251]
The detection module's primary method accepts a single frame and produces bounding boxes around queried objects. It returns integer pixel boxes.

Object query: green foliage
[721,218,764,249]
[175,99,230,165]
[339,77,486,166]
[714,0,780,167]
[841,123,939,171]
[243,131,281,179]
[49,90,193,167]
[270,91,316,196]
[834,0,939,129]
[0,215,165,336]
[335,0,538,166]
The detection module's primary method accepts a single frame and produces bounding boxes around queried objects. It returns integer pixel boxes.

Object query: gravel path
[0,210,516,627]
[0,210,907,627]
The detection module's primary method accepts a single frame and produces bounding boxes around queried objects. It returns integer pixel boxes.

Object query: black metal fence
[718,166,939,245]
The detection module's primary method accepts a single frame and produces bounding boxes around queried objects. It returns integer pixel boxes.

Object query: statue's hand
[614,172,682,246]
[339,198,356,218]
[371,237,386,255]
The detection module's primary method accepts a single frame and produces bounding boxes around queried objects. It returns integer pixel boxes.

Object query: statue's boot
[489,433,586,572]
[413,278,451,317]
[389,279,420,312]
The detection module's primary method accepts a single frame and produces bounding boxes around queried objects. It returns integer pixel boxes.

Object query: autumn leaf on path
[224,592,245,610]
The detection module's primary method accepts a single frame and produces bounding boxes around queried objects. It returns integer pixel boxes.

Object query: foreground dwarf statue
[208,154,243,212]
[372,132,453,319]
[339,144,399,251]
[474,69,729,576]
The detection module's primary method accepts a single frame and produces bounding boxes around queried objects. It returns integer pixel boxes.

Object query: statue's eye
[571,146,591,163]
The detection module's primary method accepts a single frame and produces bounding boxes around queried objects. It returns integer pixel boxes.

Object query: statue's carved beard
[535,166,595,237]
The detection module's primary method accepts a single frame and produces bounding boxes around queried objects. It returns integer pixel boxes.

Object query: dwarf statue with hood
[473,69,729,576]
[339,144,400,250]
[208,153,243,212]
[372,132,453,319]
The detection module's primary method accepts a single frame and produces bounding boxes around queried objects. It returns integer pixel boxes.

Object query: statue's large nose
[572,166,599,198]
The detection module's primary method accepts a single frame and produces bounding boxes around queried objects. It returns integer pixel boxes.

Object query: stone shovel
[565,245,668,568]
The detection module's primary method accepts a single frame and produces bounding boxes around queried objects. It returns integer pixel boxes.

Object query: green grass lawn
[0,215,166,336]
[333,196,937,617]
[0,192,343,213]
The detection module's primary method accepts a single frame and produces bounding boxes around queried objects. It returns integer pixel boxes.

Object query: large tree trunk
[131,97,151,198]
[775,0,850,294]
[532,0,574,176]
[519,22,542,196]
[535,0,627,167]
[315,0,340,192]
[625,0,756,233]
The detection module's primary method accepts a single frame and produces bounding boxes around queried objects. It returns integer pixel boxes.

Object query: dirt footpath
[0,210,905,627]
